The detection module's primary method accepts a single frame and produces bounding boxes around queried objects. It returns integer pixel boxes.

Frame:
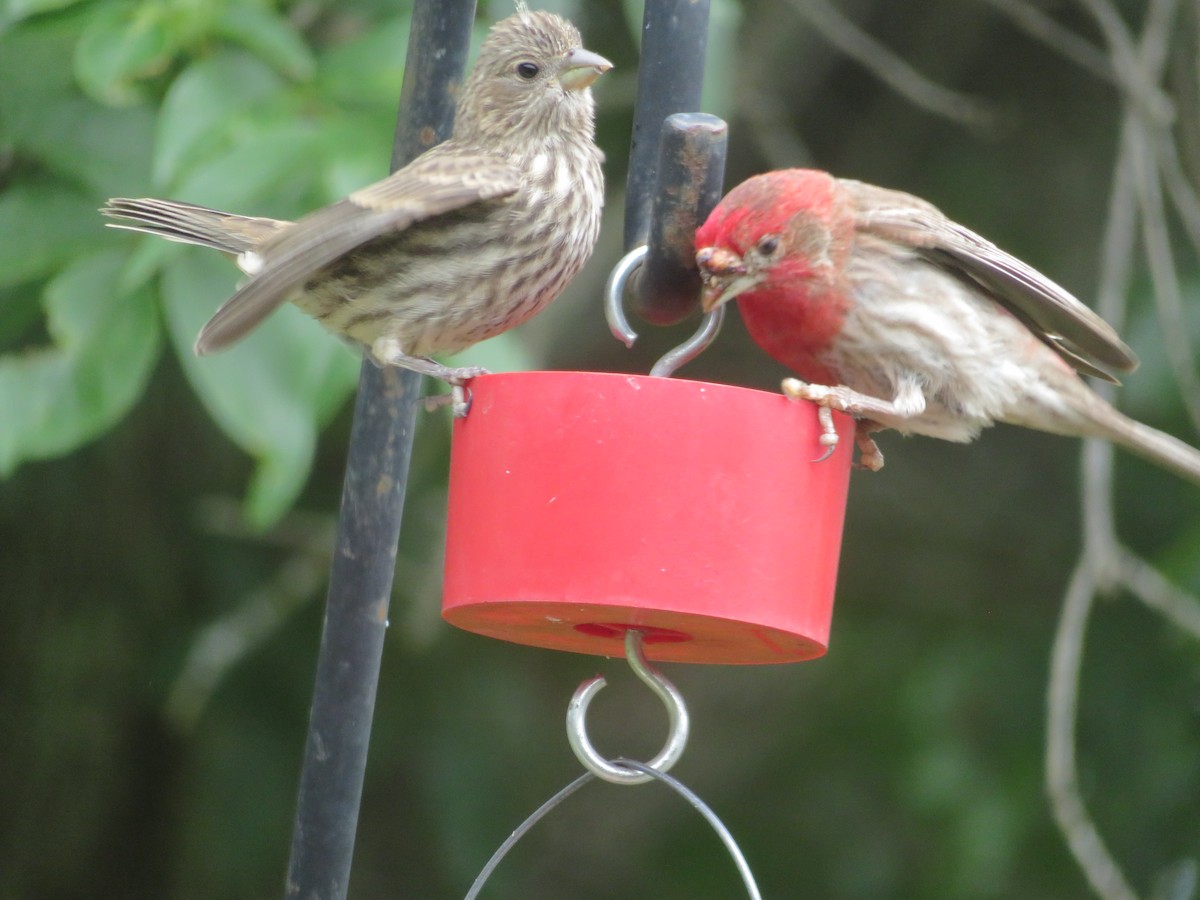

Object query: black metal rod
[622,0,712,251]
[283,2,477,898]
[630,113,728,326]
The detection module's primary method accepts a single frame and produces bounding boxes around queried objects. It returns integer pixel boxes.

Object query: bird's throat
[736,284,848,385]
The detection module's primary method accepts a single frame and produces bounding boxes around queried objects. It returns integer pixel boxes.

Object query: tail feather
[100,198,288,255]
[1089,402,1200,485]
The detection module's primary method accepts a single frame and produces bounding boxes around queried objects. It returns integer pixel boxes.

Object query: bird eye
[516,61,540,80]
[757,235,780,256]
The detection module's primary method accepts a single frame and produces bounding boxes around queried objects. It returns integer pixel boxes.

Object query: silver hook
[604,245,646,349]
[566,629,690,785]
[604,245,726,378]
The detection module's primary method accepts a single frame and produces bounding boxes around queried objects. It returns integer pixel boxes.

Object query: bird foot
[371,338,484,418]
[782,378,853,412]
[814,406,839,463]
[782,378,887,471]
[370,337,490,386]
[422,386,474,418]
[854,430,885,472]
[783,379,845,463]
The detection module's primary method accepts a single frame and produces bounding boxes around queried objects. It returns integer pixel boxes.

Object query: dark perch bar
[283,2,477,898]
[620,1,728,327]
[622,0,712,250]
[632,113,728,325]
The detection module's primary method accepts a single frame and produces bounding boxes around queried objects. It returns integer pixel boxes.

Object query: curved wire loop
[604,245,726,378]
[463,772,594,900]
[463,763,762,900]
[566,629,690,786]
[613,760,763,900]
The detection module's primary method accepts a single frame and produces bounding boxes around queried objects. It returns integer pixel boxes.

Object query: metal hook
[605,245,646,349]
[566,629,690,785]
[649,305,725,378]
[605,245,726,378]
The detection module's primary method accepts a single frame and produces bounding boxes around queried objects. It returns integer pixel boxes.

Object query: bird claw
[451,384,473,418]
[423,384,474,418]
[783,377,887,471]
[855,433,885,471]
[813,405,839,463]
[784,379,844,463]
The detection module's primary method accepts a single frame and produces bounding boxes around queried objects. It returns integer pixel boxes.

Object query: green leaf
[315,112,393,199]
[160,252,357,528]
[0,17,155,194]
[169,118,325,211]
[0,180,106,287]
[152,51,287,188]
[0,249,160,473]
[22,97,155,196]
[0,283,44,350]
[74,1,176,106]
[215,3,314,82]
[0,20,78,138]
[315,14,409,107]
[0,0,85,30]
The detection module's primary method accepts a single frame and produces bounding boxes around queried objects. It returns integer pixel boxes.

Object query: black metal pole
[622,0,712,251]
[283,3,477,898]
[630,113,728,325]
[619,0,727,328]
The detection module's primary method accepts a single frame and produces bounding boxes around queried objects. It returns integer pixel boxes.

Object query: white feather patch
[236,250,264,276]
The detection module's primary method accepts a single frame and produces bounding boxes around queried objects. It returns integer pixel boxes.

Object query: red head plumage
[694,169,854,382]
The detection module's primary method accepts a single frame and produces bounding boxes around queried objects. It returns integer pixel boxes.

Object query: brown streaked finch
[695,168,1200,483]
[102,8,610,405]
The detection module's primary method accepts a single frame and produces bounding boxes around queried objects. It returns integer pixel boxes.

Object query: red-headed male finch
[102,7,609,408]
[695,168,1200,483]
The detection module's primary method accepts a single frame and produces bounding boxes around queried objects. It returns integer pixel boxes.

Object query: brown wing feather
[842,178,1138,377]
[194,146,522,354]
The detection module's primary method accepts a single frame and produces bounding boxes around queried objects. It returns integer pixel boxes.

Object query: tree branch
[785,0,998,128]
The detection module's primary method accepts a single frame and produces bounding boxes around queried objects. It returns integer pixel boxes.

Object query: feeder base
[444,602,829,664]
[442,372,853,665]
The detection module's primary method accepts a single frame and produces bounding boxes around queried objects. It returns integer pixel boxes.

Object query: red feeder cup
[442,371,853,664]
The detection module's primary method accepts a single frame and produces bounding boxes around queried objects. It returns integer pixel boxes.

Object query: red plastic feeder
[442,371,853,664]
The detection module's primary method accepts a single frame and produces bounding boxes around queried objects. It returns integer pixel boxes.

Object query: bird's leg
[805,399,886,471]
[783,378,913,471]
[372,337,490,417]
[371,337,490,383]
[782,377,922,421]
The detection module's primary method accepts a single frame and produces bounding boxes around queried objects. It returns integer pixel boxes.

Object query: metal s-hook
[605,247,727,379]
[630,113,728,327]
[606,111,728,377]
[649,305,725,379]
[605,245,647,350]
[566,630,690,785]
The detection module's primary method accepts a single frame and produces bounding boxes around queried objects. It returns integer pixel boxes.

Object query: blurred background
[2,0,1199,896]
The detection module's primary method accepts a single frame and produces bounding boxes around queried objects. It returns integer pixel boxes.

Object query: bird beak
[558,48,613,91]
[696,246,755,312]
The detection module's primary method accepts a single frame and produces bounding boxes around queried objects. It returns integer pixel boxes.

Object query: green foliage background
[1,0,1198,897]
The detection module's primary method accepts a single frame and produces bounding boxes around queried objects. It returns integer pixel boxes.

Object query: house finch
[102,8,609,397]
[695,168,1200,483]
